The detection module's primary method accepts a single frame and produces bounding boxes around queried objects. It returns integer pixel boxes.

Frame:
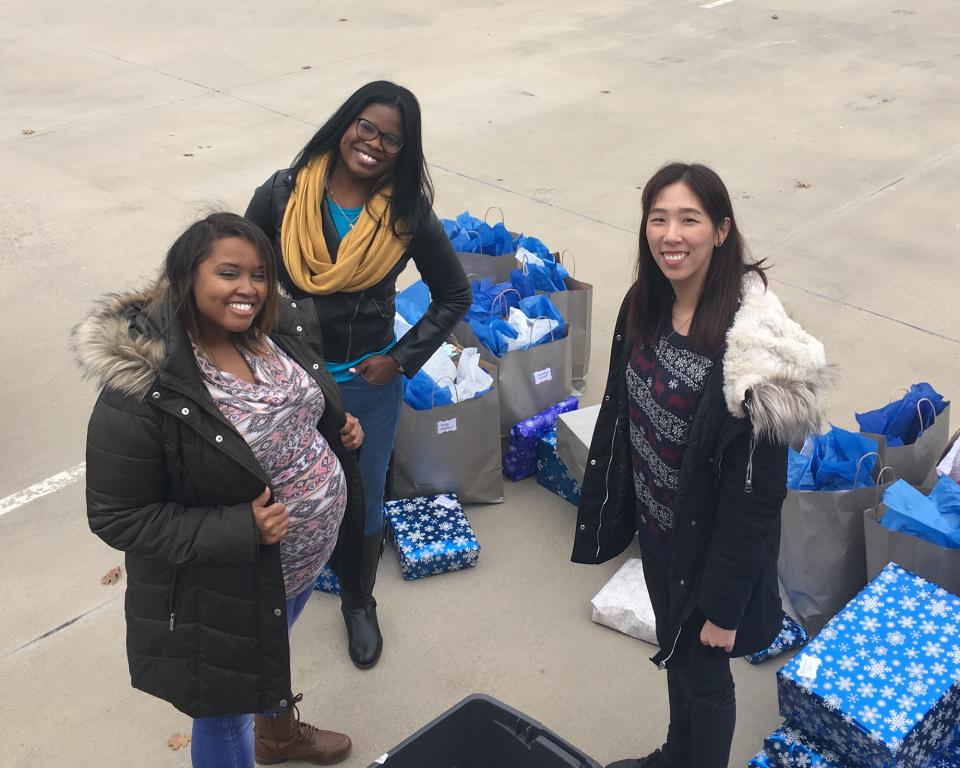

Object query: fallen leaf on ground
[168,734,191,750]
[795,180,812,188]
[101,566,122,585]
[22,128,34,135]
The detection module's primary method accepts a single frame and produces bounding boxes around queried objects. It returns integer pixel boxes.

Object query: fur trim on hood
[723,273,832,444]
[71,288,167,399]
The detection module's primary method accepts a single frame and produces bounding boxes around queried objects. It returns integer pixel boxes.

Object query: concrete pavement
[2,0,959,765]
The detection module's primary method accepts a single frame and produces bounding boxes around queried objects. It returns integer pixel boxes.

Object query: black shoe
[606,749,686,768]
[341,602,383,669]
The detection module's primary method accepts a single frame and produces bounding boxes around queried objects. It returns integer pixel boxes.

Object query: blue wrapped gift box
[504,396,579,481]
[536,428,581,505]
[746,611,809,664]
[384,494,481,580]
[314,564,340,595]
[748,750,778,767]
[764,723,850,767]
[777,563,960,768]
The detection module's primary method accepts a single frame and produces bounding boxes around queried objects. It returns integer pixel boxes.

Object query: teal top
[327,196,362,240]
[326,339,398,383]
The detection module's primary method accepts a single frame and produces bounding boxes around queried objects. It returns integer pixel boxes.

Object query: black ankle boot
[339,532,384,669]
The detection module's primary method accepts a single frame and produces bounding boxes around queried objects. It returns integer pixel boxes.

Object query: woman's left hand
[700,620,737,652]
[340,413,364,451]
[352,355,399,385]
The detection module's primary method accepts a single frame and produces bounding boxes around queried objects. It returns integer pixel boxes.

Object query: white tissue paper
[504,306,559,352]
[590,558,658,645]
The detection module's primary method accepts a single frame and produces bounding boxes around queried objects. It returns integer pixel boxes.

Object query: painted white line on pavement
[0,463,86,517]
[701,0,735,7]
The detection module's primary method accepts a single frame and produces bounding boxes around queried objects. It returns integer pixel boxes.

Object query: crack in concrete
[4,595,122,659]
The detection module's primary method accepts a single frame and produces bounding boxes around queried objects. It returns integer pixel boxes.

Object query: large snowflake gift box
[384,494,481,580]
[776,563,960,768]
[763,722,850,767]
[536,427,582,506]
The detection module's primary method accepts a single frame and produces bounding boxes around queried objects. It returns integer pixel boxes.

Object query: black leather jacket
[245,169,471,374]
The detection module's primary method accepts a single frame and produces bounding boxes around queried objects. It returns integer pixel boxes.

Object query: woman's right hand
[252,487,289,545]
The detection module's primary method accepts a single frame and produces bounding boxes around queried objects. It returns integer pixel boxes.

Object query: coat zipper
[744,435,757,494]
[345,290,365,362]
[168,567,181,631]
[595,414,621,559]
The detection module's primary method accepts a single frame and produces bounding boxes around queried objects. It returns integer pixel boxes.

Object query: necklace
[326,185,362,231]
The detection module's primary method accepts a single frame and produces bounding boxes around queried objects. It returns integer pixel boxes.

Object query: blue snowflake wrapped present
[776,563,960,768]
[746,611,809,664]
[384,494,481,580]
[763,723,849,767]
[748,750,778,767]
[536,428,581,505]
[928,725,960,766]
[314,564,340,595]
[503,396,579,481]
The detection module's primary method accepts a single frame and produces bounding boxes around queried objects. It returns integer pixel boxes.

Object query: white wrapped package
[590,558,658,645]
[556,404,600,484]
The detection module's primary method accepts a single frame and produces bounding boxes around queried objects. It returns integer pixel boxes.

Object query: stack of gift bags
[780,384,953,634]
[748,562,960,767]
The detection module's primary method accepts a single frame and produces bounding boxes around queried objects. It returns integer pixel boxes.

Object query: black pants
[639,539,736,768]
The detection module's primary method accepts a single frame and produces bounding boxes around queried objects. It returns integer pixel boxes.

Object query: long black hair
[290,80,434,241]
[151,212,279,355]
[628,162,767,355]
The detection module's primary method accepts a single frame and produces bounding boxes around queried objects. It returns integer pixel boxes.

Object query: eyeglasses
[354,117,404,154]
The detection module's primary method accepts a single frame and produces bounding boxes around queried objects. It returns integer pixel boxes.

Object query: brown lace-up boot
[254,693,351,765]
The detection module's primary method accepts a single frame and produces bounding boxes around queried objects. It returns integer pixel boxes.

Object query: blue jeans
[190,587,312,768]
[337,373,404,536]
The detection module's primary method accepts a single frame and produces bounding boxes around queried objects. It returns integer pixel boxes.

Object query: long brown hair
[627,162,767,355]
[151,212,279,355]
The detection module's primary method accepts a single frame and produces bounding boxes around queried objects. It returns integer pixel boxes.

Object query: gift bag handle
[873,466,897,508]
[915,397,936,437]
[853,451,881,487]
[431,375,461,407]
[491,288,523,319]
[557,249,577,277]
[483,206,505,226]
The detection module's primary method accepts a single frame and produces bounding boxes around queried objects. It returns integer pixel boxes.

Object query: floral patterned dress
[194,337,347,597]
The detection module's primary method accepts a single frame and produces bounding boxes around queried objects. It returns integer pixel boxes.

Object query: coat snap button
[279,699,288,708]
[274,608,282,617]
[215,435,223,443]
[616,334,622,341]
[590,459,597,466]
[296,325,303,332]
[604,395,610,402]
[312,363,319,370]
[679,579,686,586]
[152,391,160,399]
[291,302,297,308]
[579,523,586,531]
[181,407,190,416]
[691,520,697,527]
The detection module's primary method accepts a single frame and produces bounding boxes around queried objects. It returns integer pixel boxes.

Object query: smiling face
[192,236,267,342]
[645,181,730,298]
[337,102,403,185]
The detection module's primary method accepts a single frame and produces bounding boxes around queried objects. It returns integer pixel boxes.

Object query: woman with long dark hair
[75,213,365,766]
[246,81,471,670]
[572,164,831,768]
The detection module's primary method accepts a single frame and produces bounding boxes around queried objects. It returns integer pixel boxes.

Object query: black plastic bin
[368,693,602,768]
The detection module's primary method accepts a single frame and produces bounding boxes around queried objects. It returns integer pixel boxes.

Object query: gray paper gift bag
[392,361,504,505]
[778,461,896,634]
[864,500,960,597]
[457,320,572,437]
[457,250,517,284]
[544,274,593,390]
[862,403,952,486]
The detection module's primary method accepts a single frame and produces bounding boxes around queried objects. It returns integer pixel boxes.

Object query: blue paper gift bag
[745,611,808,664]
[776,563,960,768]
[535,429,582,506]
[384,495,481,580]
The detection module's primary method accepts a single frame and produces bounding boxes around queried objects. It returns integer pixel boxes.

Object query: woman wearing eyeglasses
[246,81,471,671]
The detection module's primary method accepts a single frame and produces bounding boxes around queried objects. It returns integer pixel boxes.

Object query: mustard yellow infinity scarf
[281,153,409,295]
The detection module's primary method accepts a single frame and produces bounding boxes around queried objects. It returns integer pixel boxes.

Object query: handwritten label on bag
[534,367,553,385]
[434,495,459,510]
[796,654,822,680]
[437,418,458,434]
